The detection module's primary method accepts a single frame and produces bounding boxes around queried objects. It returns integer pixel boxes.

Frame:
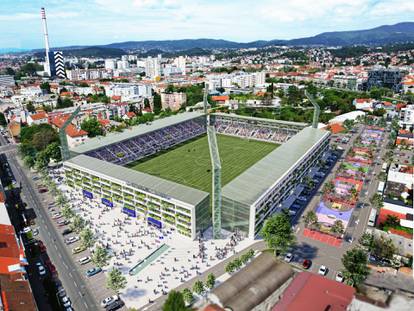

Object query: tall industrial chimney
[41,7,51,76]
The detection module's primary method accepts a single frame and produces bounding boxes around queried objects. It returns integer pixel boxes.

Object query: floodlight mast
[204,83,222,239]
[60,106,81,161]
[305,90,320,129]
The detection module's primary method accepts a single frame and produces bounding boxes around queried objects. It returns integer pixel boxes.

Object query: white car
[335,271,344,282]
[36,262,46,276]
[61,296,71,308]
[101,295,119,307]
[284,253,293,262]
[318,265,328,276]
[78,256,91,265]
[65,236,79,245]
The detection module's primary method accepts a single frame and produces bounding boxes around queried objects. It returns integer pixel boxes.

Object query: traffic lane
[7,155,97,310]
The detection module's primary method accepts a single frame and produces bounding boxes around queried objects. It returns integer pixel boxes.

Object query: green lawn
[129,134,278,193]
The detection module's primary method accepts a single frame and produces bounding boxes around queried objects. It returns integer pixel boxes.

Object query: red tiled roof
[126,112,136,118]
[211,95,229,102]
[60,91,72,97]
[328,123,346,134]
[65,124,87,138]
[98,119,110,126]
[355,98,372,103]
[273,272,355,311]
[111,95,121,101]
[29,111,47,121]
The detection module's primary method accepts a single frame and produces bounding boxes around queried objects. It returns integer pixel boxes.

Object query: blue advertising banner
[82,190,93,199]
[148,217,162,229]
[122,207,136,217]
[101,198,113,207]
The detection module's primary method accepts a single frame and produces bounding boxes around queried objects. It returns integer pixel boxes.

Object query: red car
[38,241,47,253]
[45,259,57,275]
[302,259,312,269]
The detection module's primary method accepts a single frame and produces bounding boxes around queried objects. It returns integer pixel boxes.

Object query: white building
[145,57,161,80]
[104,83,152,101]
[104,59,116,70]
[175,56,186,75]
[399,104,414,128]
[161,92,187,111]
[27,111,48,126]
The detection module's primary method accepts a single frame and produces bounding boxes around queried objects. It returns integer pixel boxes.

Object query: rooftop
[66,155,209,206]
[71,111,204,154]
[222,127,329,206]
[213,113,308,128]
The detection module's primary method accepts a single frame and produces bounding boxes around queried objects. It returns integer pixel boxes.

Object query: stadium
[63,112,330,239]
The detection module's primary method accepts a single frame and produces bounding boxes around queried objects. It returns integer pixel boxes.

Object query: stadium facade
[63,112,329,239]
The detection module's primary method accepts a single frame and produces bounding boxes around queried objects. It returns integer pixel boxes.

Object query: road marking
[69,272,73,278]
[84,301,89,309]
[74,282,78,288]
[63,262,68,269]
[58,253,62,259]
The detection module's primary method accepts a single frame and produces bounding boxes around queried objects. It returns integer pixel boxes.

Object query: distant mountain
[21,22,414,57]
[0,48,30,54]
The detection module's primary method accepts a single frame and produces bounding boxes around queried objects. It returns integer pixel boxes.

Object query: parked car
[302,259,312,269]
[38,240,47,253]
[57,219,69,226]
[32,228,39,236]
[36,262,46,276]
[335,271,344,282]
[318,265,328,276]
[65,236,79,245]
[86,267,102,277]
[60,296,71,308]
[105,299,124,311]
[101,295,120,308]
[284,253,293,263]
[78,256,91,265]
[62,228,73,236]
[72,246,86,254]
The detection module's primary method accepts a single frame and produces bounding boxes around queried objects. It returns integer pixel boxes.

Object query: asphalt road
[5,150,98,310]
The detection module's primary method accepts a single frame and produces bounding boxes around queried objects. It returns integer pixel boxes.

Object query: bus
[377,182,385,195]
[367,208,377,227]
[381,163,388,172]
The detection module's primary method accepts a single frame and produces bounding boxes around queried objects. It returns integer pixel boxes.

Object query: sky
[1,0,413,49]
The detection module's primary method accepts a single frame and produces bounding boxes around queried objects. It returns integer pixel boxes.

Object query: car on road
[318,265,328,276]
[335,271,344,282]
[32,228,39,236]
[36,262,46,276]
[60,296,71,308]
[72,246,86,254]
[86,267,102,277]
[302,259,312,269]
[62,228,73,236]
[78,256,91,265]
[105,299,125,311]
[32,176,40,180]
[284,253,293,262]
[38,188,48,193]
[101,295,120,308]
[65,236,79,245]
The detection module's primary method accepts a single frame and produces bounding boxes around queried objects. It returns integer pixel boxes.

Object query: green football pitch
[128,134,278,193]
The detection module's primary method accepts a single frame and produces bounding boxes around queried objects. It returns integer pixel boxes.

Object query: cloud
[370,0,414,16]
[0,11,79,22]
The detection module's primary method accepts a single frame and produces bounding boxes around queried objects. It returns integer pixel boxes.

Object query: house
[0,184,37,311]
[272,272,355,311]
[51,115,89,148]
[122,111,136,120]
[211,95,229,105]
[353,98,375,111]
[26,111,48,126]
[161,92,187,111]
[7,121,20,142]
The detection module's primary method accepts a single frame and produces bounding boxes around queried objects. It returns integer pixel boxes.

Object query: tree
[70,215,85,233]
[225,261,235,274]
[261,212,295,254]
[330,220,344,236]
[56,97,74,109]
[26,102,36,113]
[34,151,49,170]
[153,92,162,114]
[181,288,193,305]
[45,142,62,162]
[373,235,397,260]
[323,181,335,194]
[92,245,110,268]
[61,204,74,219]
[192,280,204,296]
[80,228,95,248]
[206,273,216,290]
[23,155,35,168]
[144,98,150,109]
[343,119,354,131]
[106,268,127,293]
[383,215,399,228]
[163,290,187,311]
[81,118,103,138]
[40,82,51,93]
[370,193,383,209]
[233,258,242,270]
[0,112,6,126]
[358,232,374,251]
[342,248,369,287]
[304,211,318,228]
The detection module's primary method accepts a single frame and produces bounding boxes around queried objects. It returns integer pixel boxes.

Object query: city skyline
[1,0,413,49]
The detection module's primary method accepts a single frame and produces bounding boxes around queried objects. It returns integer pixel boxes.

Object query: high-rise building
[175,56,186,74]
[105,59,116,70]
[365,67,402,92]
[145,57,161,80]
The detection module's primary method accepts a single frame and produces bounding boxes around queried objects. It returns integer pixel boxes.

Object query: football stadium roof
[71,111,204,154]
[66,154,209,206]
[222,127,329,206]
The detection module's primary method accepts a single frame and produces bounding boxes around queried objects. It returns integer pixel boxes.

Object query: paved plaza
[56,174,254,309]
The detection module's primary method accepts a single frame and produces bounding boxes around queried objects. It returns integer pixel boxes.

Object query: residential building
[27,111,48,125]
[399,104,414,129]
[365,67,402,92]
[161,92,187,111]
[175,56,186,74]
[145,57,161,80]
[0,75,15,87]
[104,59,116,70]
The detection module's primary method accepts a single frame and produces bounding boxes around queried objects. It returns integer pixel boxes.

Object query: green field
[129,134,278,193]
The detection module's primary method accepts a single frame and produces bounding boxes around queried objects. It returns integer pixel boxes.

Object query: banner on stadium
[101,198,113,207]
[122,207,136,217]
[148,217,162,229]
[82,190,93,199]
